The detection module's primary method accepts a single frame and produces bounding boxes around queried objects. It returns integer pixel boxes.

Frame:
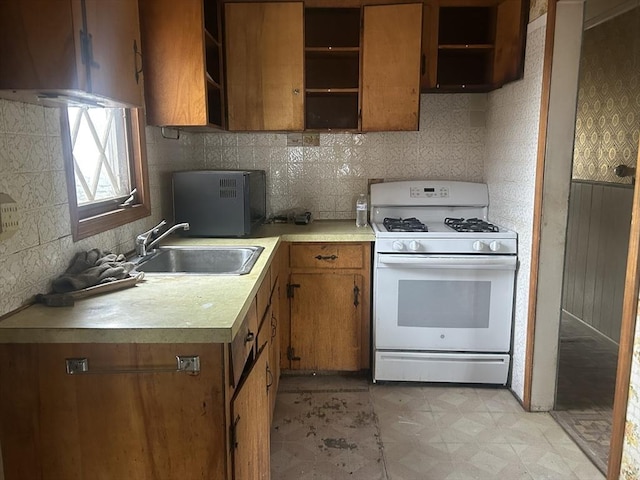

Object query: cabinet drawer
[256,303,272,355]
[256,267,272,328]
[290,243,364,269]
[230,299,258,388]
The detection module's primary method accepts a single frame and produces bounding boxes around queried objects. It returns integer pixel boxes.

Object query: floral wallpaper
[572,7,640,185]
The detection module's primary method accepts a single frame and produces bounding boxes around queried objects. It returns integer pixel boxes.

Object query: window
[61,106,150,240]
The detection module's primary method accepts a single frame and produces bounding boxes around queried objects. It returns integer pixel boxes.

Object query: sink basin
[133,246,264,275]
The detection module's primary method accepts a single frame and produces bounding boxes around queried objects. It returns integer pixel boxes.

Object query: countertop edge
[0,221,373,345]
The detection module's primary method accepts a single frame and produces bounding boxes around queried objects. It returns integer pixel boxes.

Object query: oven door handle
[378,255,517,270]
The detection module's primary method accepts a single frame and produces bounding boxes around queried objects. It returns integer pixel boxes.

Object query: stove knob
[472,240,486,251]
[392,241,405,251]
[489,241,502,252]
[409,240,421,251]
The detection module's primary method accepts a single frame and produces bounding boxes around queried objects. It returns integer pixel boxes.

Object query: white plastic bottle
[356,194,368,227]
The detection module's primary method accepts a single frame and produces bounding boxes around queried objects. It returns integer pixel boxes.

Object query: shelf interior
[306,92,359,130]
[438,7,495,46]
[305,50,359,90]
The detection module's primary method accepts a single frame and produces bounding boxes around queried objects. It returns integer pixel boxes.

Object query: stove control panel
[390,240,424,252]
[471,240,506,252]
[410,186,450,198]
[376,237,517,255]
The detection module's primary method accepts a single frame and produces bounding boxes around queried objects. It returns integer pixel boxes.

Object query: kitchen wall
[485,14,547,400]
[199,94,487,220]
[0,92,487,316]
[0,99,199,317]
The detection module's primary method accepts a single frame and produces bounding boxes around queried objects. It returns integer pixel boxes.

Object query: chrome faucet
[135,220,190,257]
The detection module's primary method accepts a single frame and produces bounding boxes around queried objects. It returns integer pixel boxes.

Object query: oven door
[374,254,517,352]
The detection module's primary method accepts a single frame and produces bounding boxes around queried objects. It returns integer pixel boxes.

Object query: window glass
[61,107,150,241]
[68,106,132,206]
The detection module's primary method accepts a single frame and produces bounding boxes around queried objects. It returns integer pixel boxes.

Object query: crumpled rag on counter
[51,249,135,294]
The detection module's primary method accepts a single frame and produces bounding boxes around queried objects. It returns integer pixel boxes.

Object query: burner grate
[383,217,428,233]
[444,217,499,233]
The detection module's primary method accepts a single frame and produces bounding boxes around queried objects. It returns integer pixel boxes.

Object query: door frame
[523,1,640,478]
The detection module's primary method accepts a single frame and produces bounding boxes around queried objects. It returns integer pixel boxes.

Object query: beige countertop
[0,221,373,345]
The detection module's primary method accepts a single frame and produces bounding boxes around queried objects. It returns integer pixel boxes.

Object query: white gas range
[371,180,518,385]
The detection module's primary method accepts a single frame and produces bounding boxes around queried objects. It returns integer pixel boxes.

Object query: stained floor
[552,312,617,474]
[271,375,604,480]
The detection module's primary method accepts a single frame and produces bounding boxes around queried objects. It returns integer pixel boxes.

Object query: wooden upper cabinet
[361,3,423,131]
[304,7,362,130]
[138,0,225,128]
[0,0,144,108]
[421,0,528,92]
[225,2,305,131]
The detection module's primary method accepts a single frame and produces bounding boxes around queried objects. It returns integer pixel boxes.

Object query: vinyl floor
[551,312,618,474]
[271,374,604,479]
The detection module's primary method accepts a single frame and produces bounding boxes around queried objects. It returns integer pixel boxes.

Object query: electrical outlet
[0,193,19,240]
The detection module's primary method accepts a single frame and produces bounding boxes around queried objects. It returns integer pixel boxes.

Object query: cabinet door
[0,344,227,480]
[269,279,281,420]
[0,0,143,107]
[225,2,304,131]
[290,273,363,371]
[84,0,144,107]
[361,3,423,132]
[493,0,527,87]
[0,1,81,91]
[232,346,270,480]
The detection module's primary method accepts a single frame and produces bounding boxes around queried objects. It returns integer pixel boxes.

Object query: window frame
[61,107,151,241]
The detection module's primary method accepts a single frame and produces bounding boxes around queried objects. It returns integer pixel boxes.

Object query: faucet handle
[141,220,167,239]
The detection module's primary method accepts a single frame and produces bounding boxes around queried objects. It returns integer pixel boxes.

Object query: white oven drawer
[374,351,510,385]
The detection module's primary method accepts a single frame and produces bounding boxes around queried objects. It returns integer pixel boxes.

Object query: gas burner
[445,217,499,233]
[383,217,428,233]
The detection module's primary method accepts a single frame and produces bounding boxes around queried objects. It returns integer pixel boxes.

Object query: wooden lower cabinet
[0,249,287,480]
[268,277,281,419]
[0,343,228,480]
[232,346,270,480]
[287,242,371,372]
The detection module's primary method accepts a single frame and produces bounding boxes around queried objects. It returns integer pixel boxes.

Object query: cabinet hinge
[79,0,99,69]
[287,346,301,361]
[353,285,360,307]
[287,283,300,299]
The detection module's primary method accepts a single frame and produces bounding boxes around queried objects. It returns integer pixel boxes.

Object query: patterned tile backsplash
[0,101,199,316]
[0,93,486,316]
[485,14,547,402]
[198,94,487,221]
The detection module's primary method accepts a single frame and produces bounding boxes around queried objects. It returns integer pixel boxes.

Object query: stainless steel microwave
[172,170,266,237]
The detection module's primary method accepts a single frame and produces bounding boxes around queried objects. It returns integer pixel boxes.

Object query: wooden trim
[608,139,640,479]
[523,0,556,410]
[61,108,151,242]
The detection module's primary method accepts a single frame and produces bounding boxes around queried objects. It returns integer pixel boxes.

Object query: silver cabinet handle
[65,355,200,375]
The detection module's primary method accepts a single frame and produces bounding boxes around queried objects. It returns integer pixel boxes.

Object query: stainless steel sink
[132,246,264,275]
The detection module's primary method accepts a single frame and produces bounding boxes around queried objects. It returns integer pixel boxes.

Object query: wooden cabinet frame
[421,0,528,92]
[285,242,371,371]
